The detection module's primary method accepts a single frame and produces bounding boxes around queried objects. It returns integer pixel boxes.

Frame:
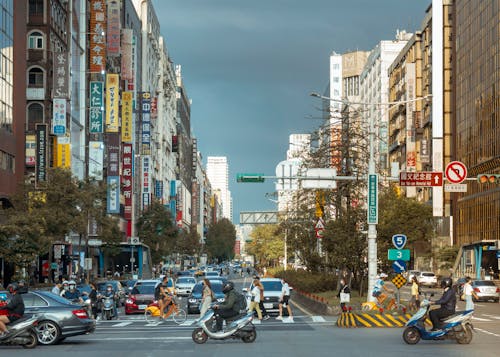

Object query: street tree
[176,227,202,256]
[246,224,284,267]
[205,218,236,262]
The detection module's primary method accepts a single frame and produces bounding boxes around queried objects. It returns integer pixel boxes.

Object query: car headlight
[126,298,134,304]
[188,298,198,303]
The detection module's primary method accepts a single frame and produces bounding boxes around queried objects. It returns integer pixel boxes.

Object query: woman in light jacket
[463,276,478,311]
[200,279,214,317]
[248,278,263,321]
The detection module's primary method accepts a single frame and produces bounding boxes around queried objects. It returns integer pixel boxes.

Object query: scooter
[0,315,39,349]
[192,307,256,344]
[402,297,474,344]
[100,296,117,320]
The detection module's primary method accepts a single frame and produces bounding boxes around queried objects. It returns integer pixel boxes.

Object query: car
[125,280,158,314]
[187,280,225,314]
[175,276,197,296]
[205,271,220,278]
[406,270,420,284]
[243,277,286,314]
[17,290,95,345]
[471,280,500,302]
[205,276,228,285]
[96,280,127,306]
[417,271,437,287]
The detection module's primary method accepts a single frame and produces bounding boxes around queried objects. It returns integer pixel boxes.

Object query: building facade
[206,156,232,222]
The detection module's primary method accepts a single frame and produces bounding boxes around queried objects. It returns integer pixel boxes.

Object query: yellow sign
[105,74,119,132]
[121,91,133,142]
[391,274,407,289]
[53,137,71,168]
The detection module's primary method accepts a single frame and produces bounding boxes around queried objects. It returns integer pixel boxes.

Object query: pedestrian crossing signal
[477,174,500,184]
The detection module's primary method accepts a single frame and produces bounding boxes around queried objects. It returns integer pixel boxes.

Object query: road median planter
[336,311,432,328]
[291,290,336,315]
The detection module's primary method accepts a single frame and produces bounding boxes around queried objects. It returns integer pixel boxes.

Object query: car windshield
[177,278,196,284]
[262,281,283,291]
[422,273,435,277]
[132,284,155,294]
[474,281,496,286]
[44,291,78,305]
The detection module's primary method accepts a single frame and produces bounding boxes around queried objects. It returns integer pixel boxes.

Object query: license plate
[138,305,147,310]
[264,303,273,309]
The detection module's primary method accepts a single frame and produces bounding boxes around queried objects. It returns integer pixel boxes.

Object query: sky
[151,0,431,224]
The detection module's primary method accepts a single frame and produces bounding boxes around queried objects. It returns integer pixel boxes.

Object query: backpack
[154,284,161,300]
[233,291,247,312]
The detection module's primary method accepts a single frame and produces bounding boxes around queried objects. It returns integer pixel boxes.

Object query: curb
[336,312,432,328]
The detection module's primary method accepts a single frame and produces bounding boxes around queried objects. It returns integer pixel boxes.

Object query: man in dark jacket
[429,277,456,330]
[0,283,25,338]
[213,281,239,331]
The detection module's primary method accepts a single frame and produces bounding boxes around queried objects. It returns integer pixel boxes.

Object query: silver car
[175,276,197,296]
[471,280,500,302]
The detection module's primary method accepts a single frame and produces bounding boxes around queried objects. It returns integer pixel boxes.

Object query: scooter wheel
[457,324,473,344]
[22,331,38,349]
[403,327,421,345]
[241,327,257,343]
[192,328,208,344]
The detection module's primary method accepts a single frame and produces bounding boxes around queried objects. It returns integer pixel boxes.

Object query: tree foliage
[246,224,284,267]
[176,227,202,256]
[205,218,236,262]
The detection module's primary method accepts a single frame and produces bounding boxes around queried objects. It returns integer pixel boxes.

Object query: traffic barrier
[336,312,432,328]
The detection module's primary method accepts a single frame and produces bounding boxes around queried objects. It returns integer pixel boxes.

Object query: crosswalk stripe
[472,316,493,321]
[112,322,133,327]
[144,322,162,326]
[179,319,196,326]
[312,316,326,322]
[482,314,500,320]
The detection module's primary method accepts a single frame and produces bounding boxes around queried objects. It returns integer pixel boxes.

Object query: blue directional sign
[392,259,407,273]
[497,251,500,259]
[392,234,407,250]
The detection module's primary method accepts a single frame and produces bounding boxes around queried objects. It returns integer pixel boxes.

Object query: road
[2,276,500,356]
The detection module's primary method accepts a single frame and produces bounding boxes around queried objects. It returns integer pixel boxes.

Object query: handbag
[340,292,350,303]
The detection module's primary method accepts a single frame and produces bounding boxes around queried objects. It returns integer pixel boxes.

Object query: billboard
[105,74,119,132]
[89,0,106,73]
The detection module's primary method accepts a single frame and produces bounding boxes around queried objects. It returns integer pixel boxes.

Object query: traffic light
[477,174,500,184]
[236,173,265,183]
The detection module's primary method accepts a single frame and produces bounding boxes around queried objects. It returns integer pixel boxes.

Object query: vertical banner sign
[106,74,119,132]
[106,0,120,56]
[142,155,151,210]
[106,133,120,176]
[151,97,158,119]
[89,81,104,133]
[122,144,133,220]
[368,174,378,224]
[88,141,104,180]
[121,91,133,142]
[54,136,71,168]
[141,92,151,155]
[35,124,48,184]
[53,52,69,98]
[406,63,416,170]
[52,98,66,135]
[127,36,136,91]
[107,176,120,214]
[25,135,36,166]
[89,0,106,72]
[121,29,133,80]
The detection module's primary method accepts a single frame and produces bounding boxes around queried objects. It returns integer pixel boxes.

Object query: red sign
[445,161,467,184]
[399,172,443,187]
[315,228,324,239]
[122,143,133,220]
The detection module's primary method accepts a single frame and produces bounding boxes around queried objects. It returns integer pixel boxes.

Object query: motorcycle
[100,295,117,320]
[402,297,474,344]
[0,315,39,349]
[192,307,256,344]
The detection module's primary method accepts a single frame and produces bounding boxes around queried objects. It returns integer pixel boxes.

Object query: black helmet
[222,281,234,293]
[7,283,19,294]
[440,277,452,289]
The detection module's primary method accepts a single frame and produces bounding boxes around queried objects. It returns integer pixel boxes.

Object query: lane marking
[312,316,326,322]
[482,314,500,320]
[475,327,500,338]
[179,319,196,326]
[84,336,192,341]
[112,322,133,327]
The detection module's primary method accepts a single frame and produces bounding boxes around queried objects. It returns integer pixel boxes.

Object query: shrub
[269,268,337,293]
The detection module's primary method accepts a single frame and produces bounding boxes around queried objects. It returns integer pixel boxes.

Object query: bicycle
[144,296,187,324]
[361,293,406,313]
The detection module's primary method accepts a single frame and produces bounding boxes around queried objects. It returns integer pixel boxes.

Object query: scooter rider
[0,283,25,338]
[429,277,456,331]
[62,280,83,303]
[103,283,118,318]
[213,281,239,331]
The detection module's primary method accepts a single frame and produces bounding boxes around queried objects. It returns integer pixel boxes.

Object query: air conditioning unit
[130,237,140,245]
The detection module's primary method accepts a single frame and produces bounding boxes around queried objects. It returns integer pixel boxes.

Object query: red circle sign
[445,161,467,184]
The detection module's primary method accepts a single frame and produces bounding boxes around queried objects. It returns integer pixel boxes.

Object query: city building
[206,156,232,222]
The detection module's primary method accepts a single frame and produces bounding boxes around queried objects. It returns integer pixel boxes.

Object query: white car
[243,278,288,313]
[175,276,197,296]
[418,271,437,287]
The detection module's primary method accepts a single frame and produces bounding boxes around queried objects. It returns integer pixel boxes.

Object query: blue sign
[497,251,500,259]
[392,259,407,273]
[392,234,407,250]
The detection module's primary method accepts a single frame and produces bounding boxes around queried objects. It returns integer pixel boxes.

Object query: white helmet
[379,273,388,278]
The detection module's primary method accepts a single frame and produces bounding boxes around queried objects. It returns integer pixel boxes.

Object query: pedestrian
[200,279,214,317]
[51,281,62,296]
[463,276,478,311]
[254,276,270,320]
[409,276,420,310]
[276,278,293,321]
[337,278,351,312]
[248,278,263,322]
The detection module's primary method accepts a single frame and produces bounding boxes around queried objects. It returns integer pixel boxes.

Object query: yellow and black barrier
[336,312,432,328]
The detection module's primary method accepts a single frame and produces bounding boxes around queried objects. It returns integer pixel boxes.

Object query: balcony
[26,87,45,100]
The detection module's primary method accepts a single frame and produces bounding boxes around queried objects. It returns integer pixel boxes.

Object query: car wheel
[36,320,61,345]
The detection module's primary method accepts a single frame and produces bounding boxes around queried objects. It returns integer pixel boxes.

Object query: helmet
[68,280,76,290]
[62,280,69,287]
[440,277,453,289]
[379,273,388,279]
[222,281,234,293]
[7,283,19,294]
[106,284,113,291]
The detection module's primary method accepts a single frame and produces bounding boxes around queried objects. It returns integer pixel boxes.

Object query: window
[28,31,44,49]
[28,67,44,86]
[29,0,44,15]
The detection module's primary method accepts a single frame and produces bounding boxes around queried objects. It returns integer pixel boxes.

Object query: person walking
[409,276,420,311]
[276,278,293,321]
[337,278,351,312]
[463,277,478,311]
[248,278,263,322]
[199,279,214,317]
[254,276,270,320]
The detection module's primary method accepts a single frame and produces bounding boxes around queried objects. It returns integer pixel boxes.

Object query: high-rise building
[206,156,232,222]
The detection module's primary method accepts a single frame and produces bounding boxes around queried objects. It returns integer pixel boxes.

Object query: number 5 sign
[392,234,407,250]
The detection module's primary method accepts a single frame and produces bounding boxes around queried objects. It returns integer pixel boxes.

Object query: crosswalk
[473,313,500,322]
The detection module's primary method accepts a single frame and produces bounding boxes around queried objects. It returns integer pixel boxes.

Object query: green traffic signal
[477,174,500,184]
[236,173,265,183]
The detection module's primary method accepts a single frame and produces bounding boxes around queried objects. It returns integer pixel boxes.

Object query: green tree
[136,200,177,264]
[205,218,236,262]
[246,224,284,267]
[176,227,202,256]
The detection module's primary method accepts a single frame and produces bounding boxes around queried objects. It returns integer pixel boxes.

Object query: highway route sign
[388,249,410,261]
[392,234,407,249]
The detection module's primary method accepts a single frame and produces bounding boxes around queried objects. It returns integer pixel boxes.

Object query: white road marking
[85,336,191,341]
[112,322,133,327]
[475,327,500,338]
[179,319,196,326]
[472,316,492,321]
[282,317,295,323]
[482,314,500,320]
[144,322,162,326]
[312,316,326,322]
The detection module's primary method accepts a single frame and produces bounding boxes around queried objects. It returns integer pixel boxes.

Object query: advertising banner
[142,155,151,210]
[35,124,48,184]
[121,29,133,80]
[141,92,151,155]
[406,63,416,170]
[89,141,104,180]
[121,91,133,142]
[107,0,120,56]
[53,52,69,98]
[54,136,71,168]
[89,0,106,72]
[105,74,119,132]
[107,176,120,214]
[25,135,36,167]
[106,133,120,176]
[52,98,66,135]
[89,81,104,133]
[122,143,133,220]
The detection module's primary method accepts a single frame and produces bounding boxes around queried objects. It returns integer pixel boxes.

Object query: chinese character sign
[106,133,120,176]
[142,155,151,210]
[52,98,66,135]
[121,29,133,80]
[141,92,151,155]
[122,143,133,220]
[107,176,120,214]
[107,0,120,56]
[106,74,119,132]
[121,91,133,142]
[89,81,104,133]
[53,52,69,98]
[89,0,106,73]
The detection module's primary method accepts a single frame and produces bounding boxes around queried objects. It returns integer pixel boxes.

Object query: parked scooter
[192,307,256,344]
[0,315,39,349]
[100,295,117,320]
[403,296,474,344]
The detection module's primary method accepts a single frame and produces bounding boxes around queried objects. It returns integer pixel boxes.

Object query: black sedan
[22,290,96,345]
[187,280,225,314]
